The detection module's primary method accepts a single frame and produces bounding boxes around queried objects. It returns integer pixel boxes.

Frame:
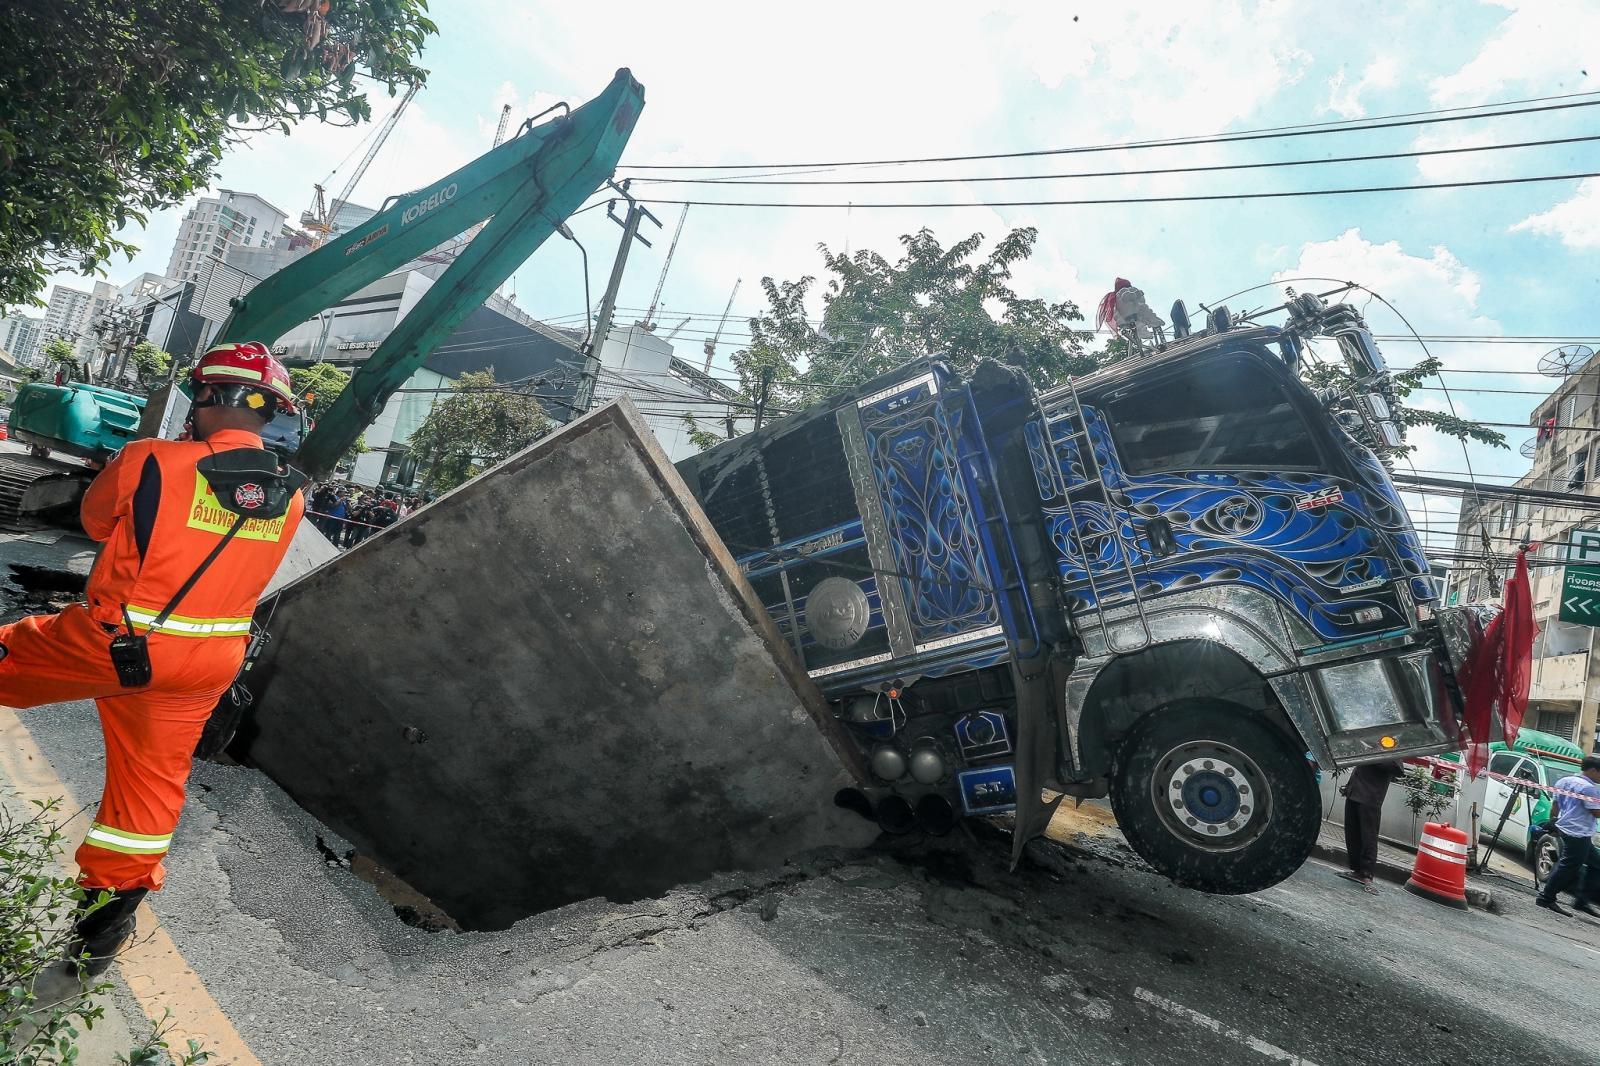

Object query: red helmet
[192,341,297,417]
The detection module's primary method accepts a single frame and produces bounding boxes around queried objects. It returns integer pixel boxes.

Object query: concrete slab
[262,520,338,598]
[239,399,873,928]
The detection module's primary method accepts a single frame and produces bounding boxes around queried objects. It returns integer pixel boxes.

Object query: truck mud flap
[239,399,873,929]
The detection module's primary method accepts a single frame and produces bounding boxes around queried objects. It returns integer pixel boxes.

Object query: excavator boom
[216,68,644,478]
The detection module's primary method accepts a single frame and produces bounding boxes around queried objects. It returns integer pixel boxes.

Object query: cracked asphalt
[6,689,1599,1066]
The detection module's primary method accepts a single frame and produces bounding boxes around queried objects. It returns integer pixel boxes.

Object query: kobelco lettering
[401,182,458,226]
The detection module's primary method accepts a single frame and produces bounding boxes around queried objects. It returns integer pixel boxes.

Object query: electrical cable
[619,92,1600,171]
[632,170,1600,210]
[630,134,1600,187]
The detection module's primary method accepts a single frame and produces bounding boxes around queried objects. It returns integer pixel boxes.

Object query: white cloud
[1429,0,1600,104]
[1410,129,1503,181]
[1274,228,1547,490]
[993,3,1315,130]
[1510,177,1600,248]
[1274,227,1494,339]
[1323,56,1401,119]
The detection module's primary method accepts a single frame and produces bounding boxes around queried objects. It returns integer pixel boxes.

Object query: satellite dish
[1520,437,1538,459]
[1538,343,1594,378]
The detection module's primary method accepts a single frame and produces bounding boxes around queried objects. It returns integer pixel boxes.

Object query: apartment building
[1451,355,1600,751]
[166,190,288,286]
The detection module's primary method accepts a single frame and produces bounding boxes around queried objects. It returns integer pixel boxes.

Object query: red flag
[1460,547,1537,777]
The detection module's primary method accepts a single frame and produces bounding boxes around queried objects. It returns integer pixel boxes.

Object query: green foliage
[714,228,1501,462]
[1399,765,1453,823]
[680,412,726,453]
[0,795,211,1063]
[0,798,104,1062]
[1299,353,1507,457]
[289,362,366,463]
[39,338,80,379]
[732,228,1093,416]
[407,370,553,493]
[127,341,171,388]
[0,0,438,309]
[289,361,352,425]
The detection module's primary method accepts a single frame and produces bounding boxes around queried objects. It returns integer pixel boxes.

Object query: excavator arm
[215,68,644,478]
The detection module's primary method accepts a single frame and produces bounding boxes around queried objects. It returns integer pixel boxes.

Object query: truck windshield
[1098,354,1320,474]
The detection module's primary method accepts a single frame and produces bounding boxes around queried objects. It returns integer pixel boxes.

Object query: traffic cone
[1404,821,1471,910]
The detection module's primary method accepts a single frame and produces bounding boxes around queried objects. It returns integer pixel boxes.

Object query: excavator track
[0,450,90,532]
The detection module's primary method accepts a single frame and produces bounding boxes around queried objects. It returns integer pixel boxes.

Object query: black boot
[29,887,148,1008]
[66,887,147,977]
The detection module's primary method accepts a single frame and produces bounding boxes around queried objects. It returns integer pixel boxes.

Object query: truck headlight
[1316,659,1409,731]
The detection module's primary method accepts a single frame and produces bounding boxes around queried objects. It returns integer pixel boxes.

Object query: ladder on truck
[1034,378,1152,654]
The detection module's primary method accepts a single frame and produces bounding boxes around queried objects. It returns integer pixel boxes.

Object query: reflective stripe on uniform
[83,822,173,855]
[124,605,252,637]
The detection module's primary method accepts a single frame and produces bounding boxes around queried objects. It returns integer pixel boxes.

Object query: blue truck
[676,291,1479,893]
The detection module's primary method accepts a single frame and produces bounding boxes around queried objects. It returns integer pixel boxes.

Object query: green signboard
[1559,564,1600,626]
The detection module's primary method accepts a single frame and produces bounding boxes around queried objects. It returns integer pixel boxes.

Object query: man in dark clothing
[1341,759,1404,891]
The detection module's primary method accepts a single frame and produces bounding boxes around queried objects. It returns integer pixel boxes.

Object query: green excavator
[1,68,643,527]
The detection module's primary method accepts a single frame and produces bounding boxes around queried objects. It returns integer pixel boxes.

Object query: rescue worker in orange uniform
[1,342,304,993]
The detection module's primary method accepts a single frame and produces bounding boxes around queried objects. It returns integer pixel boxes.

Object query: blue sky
[37,0,1600,548]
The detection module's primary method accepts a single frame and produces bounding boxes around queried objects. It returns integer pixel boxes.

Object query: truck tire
[1109,701,1320,894]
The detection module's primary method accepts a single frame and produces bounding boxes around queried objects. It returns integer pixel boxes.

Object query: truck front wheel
[1109,701,1320,894]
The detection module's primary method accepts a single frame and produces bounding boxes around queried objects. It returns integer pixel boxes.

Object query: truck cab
[676,293,1477,894]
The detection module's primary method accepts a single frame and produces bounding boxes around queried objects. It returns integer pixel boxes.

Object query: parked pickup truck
[1474,728,1590,883]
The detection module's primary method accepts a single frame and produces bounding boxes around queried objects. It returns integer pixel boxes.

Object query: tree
[128,339,172,388]
[39,337,80,380]
[407,370,553,494]
[684,227,1093,446]
[737,227,1093,409]
[0,0,437,309]
[693,227,1502,462]
[289,361,353,425]
[1299,352,1506,458]
[288,361,366,465]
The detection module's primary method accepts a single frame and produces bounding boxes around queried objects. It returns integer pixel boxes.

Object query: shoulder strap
[138,511,250,634]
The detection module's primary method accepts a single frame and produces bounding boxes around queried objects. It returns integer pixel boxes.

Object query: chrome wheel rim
[1151,739,1273,853]
[1536,838,1560,883]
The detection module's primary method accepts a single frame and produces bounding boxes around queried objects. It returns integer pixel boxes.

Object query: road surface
[2,689,1596,1066]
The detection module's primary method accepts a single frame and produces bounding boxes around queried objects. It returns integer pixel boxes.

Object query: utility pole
[573,180,659,414]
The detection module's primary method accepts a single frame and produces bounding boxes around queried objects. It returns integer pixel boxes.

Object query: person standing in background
[1536,755,1600,917]
[1340,759,1404,892]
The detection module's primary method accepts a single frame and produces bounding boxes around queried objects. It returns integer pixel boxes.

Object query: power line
[619,92,1600,171]
[631,134,1600,187]
[634,170,1600,210]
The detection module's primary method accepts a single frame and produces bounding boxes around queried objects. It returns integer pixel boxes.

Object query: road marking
[1134,986,1321,1065]
[0,706,261,1066]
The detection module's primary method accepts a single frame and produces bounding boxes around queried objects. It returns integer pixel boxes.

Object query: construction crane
[492,103,513,148]
[703,278,741,371]
[300,81,420,248]
[641,205,689,331]
[661,315,692,343]
[473,104,518,258]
